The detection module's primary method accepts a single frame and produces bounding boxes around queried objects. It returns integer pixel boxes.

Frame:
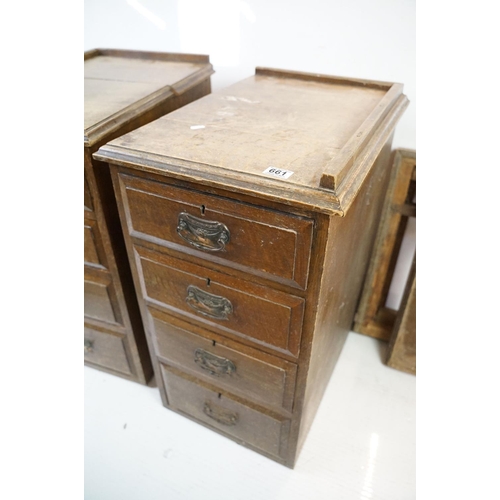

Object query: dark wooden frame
[353,148,416,342]
[386,254,416,374]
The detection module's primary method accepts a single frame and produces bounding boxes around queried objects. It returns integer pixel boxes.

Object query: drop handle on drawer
[84,339,94,353]
[194,348,236,376]
[177,212,230,252]
[186,285,233,320]
[203,401,239,426]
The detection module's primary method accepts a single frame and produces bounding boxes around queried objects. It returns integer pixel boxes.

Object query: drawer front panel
[84,275,119,325]
[136,246,305,357]
[84,220,105,268]
[84,172,93,212]
[119,174,313,289]
[150,309,297,411]
[84,326,131,375]
[161,365,290,459]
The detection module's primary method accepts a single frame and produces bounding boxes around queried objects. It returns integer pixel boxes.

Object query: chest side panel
[296,138,394,455]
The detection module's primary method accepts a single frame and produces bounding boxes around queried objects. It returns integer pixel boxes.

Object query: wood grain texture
[160,364,291,461]
[95,68,408,215]
[84,49,214,383]
[84,326,131,376]
[117,173,313,289]
[85,49,214,147]
[84,231,100,266]
[134,245,305,358]
[84,277,118,325]
[386,254,416,375]
[84,172,93,211]
[150,308,297,412]
[353,149,416,341]
[84,220,104,268]
[296,138,394,456]
[102,68,407,466]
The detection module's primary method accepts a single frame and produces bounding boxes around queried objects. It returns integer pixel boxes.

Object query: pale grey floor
[85,331,415,500]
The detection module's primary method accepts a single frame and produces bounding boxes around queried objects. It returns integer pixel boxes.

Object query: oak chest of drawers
[84,49,213,383]
[94,68,408,465]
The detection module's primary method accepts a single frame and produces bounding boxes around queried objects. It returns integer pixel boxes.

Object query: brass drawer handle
[177,212,230,252]
[186,285,233,320]
[84,339,94,353]
[194,348,236,376]
[203,401,238,426]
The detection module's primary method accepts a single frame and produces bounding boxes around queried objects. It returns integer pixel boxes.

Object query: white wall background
[84,0,416,306]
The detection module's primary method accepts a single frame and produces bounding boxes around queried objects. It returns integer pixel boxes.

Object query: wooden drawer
[84,219,106,268]
[161,365,290,459]
[136,245,305,358]
[84,325,131,375]
[150,309,297,411]
[84,271,121,325]
[118,174,313,289]
[84,172,93,212]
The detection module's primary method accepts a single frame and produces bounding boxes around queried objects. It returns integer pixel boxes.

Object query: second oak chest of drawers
[84,49,213,383]
[94,68,408,467]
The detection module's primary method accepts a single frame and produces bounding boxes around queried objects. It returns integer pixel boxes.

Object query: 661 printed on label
[262,166,294,179]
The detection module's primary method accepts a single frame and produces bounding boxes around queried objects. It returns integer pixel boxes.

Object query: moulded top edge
[95,68,407,215]
[84,51,214,148]
[255,67,397,91]
[84,48,212,65]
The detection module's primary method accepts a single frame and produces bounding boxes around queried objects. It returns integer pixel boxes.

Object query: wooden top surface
[96,68,408,215]
[84,49,213,147]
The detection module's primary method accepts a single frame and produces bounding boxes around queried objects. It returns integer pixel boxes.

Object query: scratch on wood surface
[222,96,260,104]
